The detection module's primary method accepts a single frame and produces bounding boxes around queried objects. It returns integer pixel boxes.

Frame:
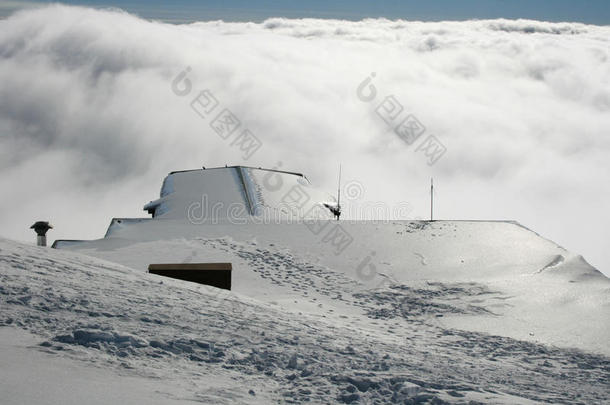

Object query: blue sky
[3,0,610,23]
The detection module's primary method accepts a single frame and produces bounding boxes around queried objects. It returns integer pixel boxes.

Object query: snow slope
[0,327,191,405]
[2,218,609,403]
[61,218,610,355]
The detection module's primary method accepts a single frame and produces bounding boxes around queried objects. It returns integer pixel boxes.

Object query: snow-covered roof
[143,165,334,221]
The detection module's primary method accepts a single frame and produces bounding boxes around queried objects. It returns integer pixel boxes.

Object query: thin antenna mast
[337,164,341,209]
[430,177,434,221]
[335,164,342,220]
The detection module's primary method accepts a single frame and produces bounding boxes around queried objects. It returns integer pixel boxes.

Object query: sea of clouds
[1,5,609,274]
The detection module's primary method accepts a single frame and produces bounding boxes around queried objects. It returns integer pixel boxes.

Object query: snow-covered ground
[0,327,192,405]
[2,218,609,404]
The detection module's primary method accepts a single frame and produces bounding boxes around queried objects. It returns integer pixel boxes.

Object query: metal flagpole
[430,178,434,221]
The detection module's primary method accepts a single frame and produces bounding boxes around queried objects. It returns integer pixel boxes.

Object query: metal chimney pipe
[30,221,53,247]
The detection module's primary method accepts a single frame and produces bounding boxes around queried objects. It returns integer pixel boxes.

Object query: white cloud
[1,5,609,274]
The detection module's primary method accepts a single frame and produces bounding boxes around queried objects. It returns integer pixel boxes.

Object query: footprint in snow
[414,253,427,266]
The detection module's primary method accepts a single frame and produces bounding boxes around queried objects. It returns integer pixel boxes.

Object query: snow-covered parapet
[142,166,335,222]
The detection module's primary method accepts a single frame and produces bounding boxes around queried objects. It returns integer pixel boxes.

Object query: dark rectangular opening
[148,263,232,290]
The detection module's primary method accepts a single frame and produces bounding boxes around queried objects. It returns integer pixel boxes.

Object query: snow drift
[2,218,609,403]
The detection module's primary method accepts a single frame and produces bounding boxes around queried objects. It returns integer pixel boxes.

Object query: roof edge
[168,165,305,178]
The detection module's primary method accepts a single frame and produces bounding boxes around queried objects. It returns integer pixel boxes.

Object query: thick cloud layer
[1,5,609,274]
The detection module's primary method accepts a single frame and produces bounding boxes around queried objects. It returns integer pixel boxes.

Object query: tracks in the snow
[1,240,609,404]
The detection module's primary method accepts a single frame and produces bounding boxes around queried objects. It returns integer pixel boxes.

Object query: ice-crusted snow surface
[2,220,610,404]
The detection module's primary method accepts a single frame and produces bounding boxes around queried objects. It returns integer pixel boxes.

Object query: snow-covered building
[53,165,336,247]
[27,166,610,404]
[142,165,333,220]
